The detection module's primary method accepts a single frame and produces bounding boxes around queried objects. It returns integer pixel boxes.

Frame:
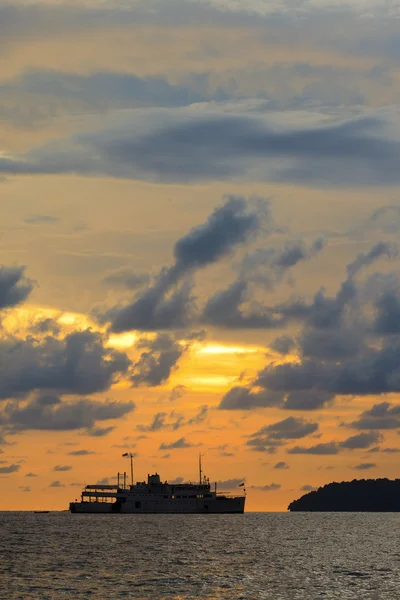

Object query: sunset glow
[0,0,399,514]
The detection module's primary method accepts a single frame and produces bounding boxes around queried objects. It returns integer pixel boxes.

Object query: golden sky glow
[0,0,400,512]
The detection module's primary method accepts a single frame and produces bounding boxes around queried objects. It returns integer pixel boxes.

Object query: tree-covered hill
[288,479,400,512]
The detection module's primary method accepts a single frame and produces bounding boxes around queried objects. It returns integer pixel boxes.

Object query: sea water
[1,512,399,599]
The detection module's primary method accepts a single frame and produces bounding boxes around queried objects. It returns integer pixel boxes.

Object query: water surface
[1,512,399,599]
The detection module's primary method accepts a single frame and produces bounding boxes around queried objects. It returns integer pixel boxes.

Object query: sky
[0,0,400,511]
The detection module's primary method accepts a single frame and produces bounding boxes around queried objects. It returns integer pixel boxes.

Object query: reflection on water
[1,512,400,599]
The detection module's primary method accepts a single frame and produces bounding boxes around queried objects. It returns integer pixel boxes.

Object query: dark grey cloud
[346,241,398,279]
[287,442,339,455]
[49,480,65,488]
[137,412,168,432]
[131,334,186,387]
[283,390,334,410]
[0,266,34,310]
[109,279,194,333]
[106,196,261,332]
[276,279,357,331]
[29,318,61,336]
[246,417,318,453]
[19,486,31,492]
[25,472,37,477]
[85,425,115,437]
[339,431,382,450]
[240,237,325,287]
[219,386,283,410]
[353,463,376,470]
[103,269,150,290]
[250,483,281,491]
[173,195,260,273]
[250,417,319,441]
[202,279,286,329]
[301,484,317,491]
[253,340,400,401]
[274,461,289,469]
[0,394,135,432]
[348,402,400,430]
[215,478,245,490]
[2,111,400,187]
[0,463,20,474]
[159,437,195,450]
[372,284,400,336]
[0,330,130,400]
[53,465,72,472]
[219,385,332,411]
[299,327,365,362]
[4,69,209,113]
[24,215,58,225]
[170,477,184,485]
[110,196,261,333]
[67,449,96,456]
[269,335,295,355]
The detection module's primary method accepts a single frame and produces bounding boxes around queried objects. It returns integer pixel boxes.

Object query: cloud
[203,235,326,330]
[67,449,96,456]
[240,237,325,287]
[250,483,281,491]
[348,402,400,430]
[287,442,339,455]
[274,461,289,469]
[110,196,261,332]
[346,241,398,279]
[24,215,58,225]
[103,269,150,290]
[219,385,332,411]
[250,417,319,441]
[253,340,400,401]
[53,465,72,472]
[202,279,286,329]
[0,330,130,400]
[3,69,209,114]
[219,386,283,410]
[170,477,184,484]
[159,437,195,450]
[372,283,400,336]
[0,463,20,474]
[2,110,400,187]
[0,394,135,432]
[353,463,376,470]
[137,412,168,432]
[49,480,65,488]
[269,336,295,355]
[0,266,34,310]
[339,431,382,450]
[215,478,245,490]
[301,484,316,491]
[131,334,187,387]
[25,472,37,477]
[85,425,115,437]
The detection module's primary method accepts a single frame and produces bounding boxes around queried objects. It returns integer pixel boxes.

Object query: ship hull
[70,496,245,514]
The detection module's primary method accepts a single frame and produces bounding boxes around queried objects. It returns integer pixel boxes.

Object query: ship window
[135,501,141,509]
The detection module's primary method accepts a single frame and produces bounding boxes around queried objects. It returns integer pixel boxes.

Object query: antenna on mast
[122,452,134,487]
[199,452,202,487]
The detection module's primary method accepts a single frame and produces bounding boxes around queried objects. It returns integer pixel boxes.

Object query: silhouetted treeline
[288,479,400,512]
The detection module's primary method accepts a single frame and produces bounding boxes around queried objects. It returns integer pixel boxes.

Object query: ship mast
[199,452,202,487]
[122,452,135,487]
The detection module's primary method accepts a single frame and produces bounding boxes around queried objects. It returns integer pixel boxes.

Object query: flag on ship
[122,453,128,457]
[239,482,245,487]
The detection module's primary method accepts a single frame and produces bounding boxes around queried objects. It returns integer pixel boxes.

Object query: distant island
[288,479,400,512]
